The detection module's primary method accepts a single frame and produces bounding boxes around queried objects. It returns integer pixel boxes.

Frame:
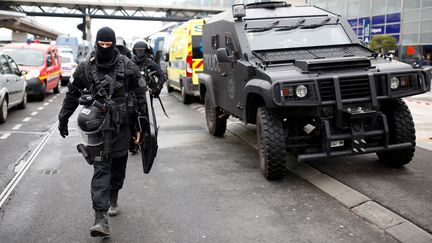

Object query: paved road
[0,89,431,242]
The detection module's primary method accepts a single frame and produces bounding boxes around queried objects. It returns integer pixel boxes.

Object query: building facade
[308,0,432,65]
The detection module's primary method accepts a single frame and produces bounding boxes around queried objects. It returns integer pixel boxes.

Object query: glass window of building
[420,20,432,32]
[402,22,420,33]
[423,0,432,8]
[403,0,421,10]
[420,33,432,44]
[421,7,432,20]
[347,0,360,18]
[327,0,346,15]
[387,0,401,13]
[372,0,386,15]
[403,9,421,22]
[401,33,419,45]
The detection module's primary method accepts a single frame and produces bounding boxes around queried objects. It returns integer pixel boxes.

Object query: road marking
[23,117,31,122]
[31,111,38,116]
[0,122,57,209]
[38,107,44,110]
[43,103,49,106]
[0,133,11,139]
[12,124,22,130]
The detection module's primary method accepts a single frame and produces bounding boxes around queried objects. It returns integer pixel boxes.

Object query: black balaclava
[95,27,116,62]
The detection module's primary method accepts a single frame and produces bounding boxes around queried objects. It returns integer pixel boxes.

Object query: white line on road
[31,112,38,116]
[38,107,44,110]
[0,133,11,139]
[0,122,57,209]
[12,124,22,130]
[23,117,31,122]
[49,99,53,102]
[43,103,49,106]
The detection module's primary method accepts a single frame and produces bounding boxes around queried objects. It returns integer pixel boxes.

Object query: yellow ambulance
[167,18,205,104]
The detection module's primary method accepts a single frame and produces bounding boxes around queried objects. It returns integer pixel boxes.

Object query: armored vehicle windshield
[246,23,350,50]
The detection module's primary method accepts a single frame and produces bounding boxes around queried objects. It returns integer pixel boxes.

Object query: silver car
[0,52,27,124]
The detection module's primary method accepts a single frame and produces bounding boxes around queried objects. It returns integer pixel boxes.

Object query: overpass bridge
[0,0,231,40]
[0,9,62,40]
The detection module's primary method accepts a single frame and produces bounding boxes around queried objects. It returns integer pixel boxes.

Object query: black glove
[58,121,69,138]
[150,83,162,97]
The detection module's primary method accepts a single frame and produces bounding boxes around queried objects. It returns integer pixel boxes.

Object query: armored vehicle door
[218,33,243,117]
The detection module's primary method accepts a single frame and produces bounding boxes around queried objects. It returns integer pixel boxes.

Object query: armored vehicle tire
[377,99,415,167]
[205,92,227,137]
[181,84,192,104]
[256,106,286,180]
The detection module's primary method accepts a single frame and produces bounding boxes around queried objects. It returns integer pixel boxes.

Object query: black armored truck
[198,2,431,180]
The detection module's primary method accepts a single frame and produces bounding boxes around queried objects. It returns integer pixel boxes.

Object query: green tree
[369,35,397,55]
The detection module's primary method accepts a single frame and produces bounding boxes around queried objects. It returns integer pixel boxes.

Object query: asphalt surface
[0,89,431,242]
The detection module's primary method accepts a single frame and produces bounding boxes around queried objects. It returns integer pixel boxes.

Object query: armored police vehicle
[198,2,431,180]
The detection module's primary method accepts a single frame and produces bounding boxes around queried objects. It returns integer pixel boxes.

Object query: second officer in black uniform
[58,27,148,237]
[128,39,166,154]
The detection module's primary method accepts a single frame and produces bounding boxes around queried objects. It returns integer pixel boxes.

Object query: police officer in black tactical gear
[128,39,166,154]
[58,27,148,238]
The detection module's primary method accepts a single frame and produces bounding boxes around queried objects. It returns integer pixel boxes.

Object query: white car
[59,54,77,86]
[0,52,27,123]
[58,47,75,58]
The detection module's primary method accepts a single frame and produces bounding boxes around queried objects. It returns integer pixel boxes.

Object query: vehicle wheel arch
[198,73,216,107]
[243,79,273,124]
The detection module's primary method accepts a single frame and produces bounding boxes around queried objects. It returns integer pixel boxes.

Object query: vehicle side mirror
[20,70,27,76]
[216,48,233,63]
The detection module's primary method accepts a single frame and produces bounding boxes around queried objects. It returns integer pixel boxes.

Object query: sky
[0,16,167,44]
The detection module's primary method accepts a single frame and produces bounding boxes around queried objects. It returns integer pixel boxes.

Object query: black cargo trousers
[91,154,128,211]
[91,124,132,211]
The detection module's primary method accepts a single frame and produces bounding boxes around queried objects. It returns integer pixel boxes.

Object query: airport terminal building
[308,0,432,65]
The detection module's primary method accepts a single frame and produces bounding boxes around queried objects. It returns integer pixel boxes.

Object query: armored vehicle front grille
[339,76,371,99]
[318,76,371,101]
[319,79,335,101]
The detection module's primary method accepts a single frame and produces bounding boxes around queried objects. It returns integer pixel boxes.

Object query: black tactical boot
[108,192,119,217]
[90,210,111,237]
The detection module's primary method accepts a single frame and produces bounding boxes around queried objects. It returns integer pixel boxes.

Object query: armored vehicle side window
[246,25,351,50]
[211,35,219,49]
[225,35,237,55]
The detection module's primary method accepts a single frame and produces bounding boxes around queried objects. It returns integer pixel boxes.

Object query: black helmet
[132,39,153,59]
[77,105,106,146]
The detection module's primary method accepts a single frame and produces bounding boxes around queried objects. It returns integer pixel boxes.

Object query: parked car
[59,54,77,86]
[1,43,61,101]
[0,51,27,123]
[58,46,75,58]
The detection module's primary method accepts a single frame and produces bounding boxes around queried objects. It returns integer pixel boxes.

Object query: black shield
[138,91,158,174]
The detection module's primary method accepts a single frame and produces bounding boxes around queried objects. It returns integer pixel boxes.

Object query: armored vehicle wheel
[181,84,192,104]
[205,92,227,136]
[256,106,286,180]
[377,99,415,167]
